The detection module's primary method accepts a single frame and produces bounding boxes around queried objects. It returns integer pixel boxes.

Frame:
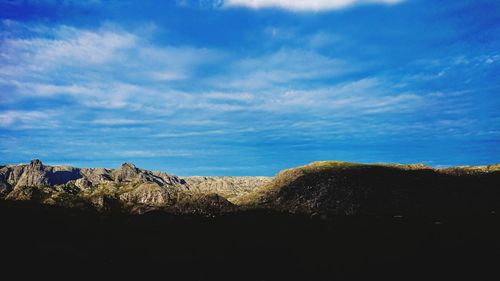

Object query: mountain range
[2,159,499,217]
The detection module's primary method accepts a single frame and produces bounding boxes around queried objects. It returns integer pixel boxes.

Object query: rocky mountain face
[185,176,272,201]
[1,159,500,216]
[1,159,79,190]
[0,160,270,214]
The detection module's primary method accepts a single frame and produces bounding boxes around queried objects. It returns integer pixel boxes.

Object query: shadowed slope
[236,161,500,217]
[1,200,499,280]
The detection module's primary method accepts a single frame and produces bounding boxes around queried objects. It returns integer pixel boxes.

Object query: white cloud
[204,92,254,101]
[0,110,59,129]
[153,130,227,138]
[224,0,403,11]
[0,22,444,145]
[217,48,352,90]
[0,24,224,116]
[0,24,218,111]
[150,71,187,81]
[1,26,136,70]
[9,81,140,109]
[253,78,424,114]
[116,150,192,158]
[92,118,149,126]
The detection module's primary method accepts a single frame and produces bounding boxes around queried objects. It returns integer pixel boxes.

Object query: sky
[0,0,499,175]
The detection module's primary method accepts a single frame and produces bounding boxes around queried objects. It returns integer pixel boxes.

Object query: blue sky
[0,0,499,175]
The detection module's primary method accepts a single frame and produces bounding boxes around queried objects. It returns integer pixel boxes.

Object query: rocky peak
[114,162,141,183]
[15,159,49,188]
[29,159,43,170]
[120,162,137,170]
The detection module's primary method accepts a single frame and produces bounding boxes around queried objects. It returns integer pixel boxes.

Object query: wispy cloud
[153,130,227,138]
[0,23,221,112]
[204,92,254,101]
[1,1,498,174]
[92,118,150,126]
[250,78,426,114]
[0,26,136,72]
[116,150,193,158]
[0,21,488,133]
[0,110,59,129]
[223,0,404,11]
[211,48,353,90]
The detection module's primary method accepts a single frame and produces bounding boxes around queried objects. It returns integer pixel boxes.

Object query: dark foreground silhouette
[2,201,499,280]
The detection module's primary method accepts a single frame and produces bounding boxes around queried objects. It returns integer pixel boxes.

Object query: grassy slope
[235,161,500,216]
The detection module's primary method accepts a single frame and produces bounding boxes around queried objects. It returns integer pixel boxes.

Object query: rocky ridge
[185,176,272,201]
[1,159,500,216]
[0,160,271,213]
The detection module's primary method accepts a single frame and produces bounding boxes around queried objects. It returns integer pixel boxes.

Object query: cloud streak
[0,23,222,113]
[224,0,403,11]
[0,110,59,129]
[0,22,479,131]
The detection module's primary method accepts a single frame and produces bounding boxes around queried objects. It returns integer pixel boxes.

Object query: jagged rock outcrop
[119,183,183,206]
[184,176,272,201]
[0,159,268,214]
[1,163,27,187]
[75,178,92,190]
[108,162,185,187]
[5,186,44,201]
[0,160,188,210]
[0,159,82,190]
[0,169,11,197]
[79,168,113,185]
[15,159,49,187]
